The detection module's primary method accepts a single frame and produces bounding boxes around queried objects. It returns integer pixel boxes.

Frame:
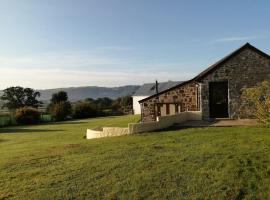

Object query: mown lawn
[0,115,270,200]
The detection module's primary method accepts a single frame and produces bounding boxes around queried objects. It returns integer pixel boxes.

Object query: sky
[0,0,270,89]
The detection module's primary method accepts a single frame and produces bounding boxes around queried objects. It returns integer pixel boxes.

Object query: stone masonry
[199,47,270,119]
[141,82,199,122]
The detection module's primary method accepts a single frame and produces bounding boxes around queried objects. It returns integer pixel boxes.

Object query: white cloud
[214,35,267,42]
[0,51,128,69]
[0,67,194,89]
[0,49,198,89]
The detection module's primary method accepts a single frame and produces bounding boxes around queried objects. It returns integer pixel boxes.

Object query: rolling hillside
[40,85,140,101]
[0,85,140,101]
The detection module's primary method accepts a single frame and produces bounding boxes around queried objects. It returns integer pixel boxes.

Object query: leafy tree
[51,91,68,104]
[48,91,71,121]
[241,80,270,125]
[1,86,41,110]
[72,101,97,119]
[95,97,113,109]
[85,98,95,104]
[112,95,133,114]
[51,101,72,121]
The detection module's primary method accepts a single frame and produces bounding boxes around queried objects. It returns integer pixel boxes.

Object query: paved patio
[174,119,258,127]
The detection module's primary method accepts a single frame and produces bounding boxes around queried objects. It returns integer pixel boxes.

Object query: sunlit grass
[0,115,270,199]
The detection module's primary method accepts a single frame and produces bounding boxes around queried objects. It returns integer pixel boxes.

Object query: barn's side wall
[200,48,270,119]
[140,82,199,122]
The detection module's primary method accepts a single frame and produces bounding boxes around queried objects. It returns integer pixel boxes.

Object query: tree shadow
[0,138,9,142]
[151,120,219,133]
[38,119,93,126]
[151,126,193,133]
[46,121,89,125]
[0,128,64,134]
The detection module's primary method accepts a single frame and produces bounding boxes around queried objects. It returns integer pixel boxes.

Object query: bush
[73,102,97,119]
[15,107,40,125]
[51,101,72,121]
[241,80,270,125]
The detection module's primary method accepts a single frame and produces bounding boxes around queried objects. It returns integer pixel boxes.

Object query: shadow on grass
[39,120,89,126]
[0,138,10,142]
[151,119,237,134]
[41,115,131,126]
[152,122,216,133]
[0,128,64,134]
[152,126,193,133]
[52,121,89,125]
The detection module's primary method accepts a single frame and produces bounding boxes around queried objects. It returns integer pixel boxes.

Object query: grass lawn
[1,115,270,199]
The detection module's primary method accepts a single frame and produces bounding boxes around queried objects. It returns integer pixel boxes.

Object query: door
[209,81,229,118]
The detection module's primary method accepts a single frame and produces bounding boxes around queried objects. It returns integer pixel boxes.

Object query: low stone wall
[86,129,103,139]
[86,111,202,139]
[103,127,129,136]
[129,111,202,134]
[86,127,129,139]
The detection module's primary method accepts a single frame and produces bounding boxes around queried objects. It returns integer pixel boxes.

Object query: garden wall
[86,111,202,139]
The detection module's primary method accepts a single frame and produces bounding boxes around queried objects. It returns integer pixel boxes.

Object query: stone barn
[132,81,182,114]
[139,43,270,122]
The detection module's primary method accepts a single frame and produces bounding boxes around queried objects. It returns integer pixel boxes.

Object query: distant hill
[37,85,140,101]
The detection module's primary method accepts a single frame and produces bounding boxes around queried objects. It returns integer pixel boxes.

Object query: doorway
[209,81,229,118]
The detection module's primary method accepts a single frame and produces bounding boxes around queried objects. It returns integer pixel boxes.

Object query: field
[1,115,270,199]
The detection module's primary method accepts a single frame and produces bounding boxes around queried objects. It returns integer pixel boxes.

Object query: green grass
[1,115,270,199]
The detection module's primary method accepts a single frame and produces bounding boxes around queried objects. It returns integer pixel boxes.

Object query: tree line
[0,86,133,125]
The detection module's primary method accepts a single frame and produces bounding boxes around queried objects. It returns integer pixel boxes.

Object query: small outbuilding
[139,43,270,122]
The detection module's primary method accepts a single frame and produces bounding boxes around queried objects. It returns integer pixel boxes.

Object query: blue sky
[0,0,270,89]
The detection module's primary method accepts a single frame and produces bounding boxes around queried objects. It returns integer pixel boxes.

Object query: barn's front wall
[141,82,199,122]
[200,48,270,119]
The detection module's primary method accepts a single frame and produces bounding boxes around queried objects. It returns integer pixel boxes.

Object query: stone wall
[86,127,130,139]
[141,82,199,122]
[200,48,270,119]
[86,111,202,139]
[129,111,202,134]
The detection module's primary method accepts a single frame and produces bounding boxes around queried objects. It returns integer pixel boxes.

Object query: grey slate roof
[133,81,183,96]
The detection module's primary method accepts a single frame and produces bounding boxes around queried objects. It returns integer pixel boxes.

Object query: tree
[112,95,133,114]
[95,97,113,110]
[48,91,71,121]
[241,80,270,125]
[51,91,68,104]
[51,101,72,121]
[1,86,41,110]
[72,101,97,119]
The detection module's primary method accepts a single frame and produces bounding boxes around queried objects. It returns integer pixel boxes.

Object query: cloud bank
[0,67,194,89]
[0,49,197,89]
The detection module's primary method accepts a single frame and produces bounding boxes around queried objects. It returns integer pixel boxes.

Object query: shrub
[73,102,97,119]
[241,80,270,125]
[51,101,72,121]
[15,107,40,124]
